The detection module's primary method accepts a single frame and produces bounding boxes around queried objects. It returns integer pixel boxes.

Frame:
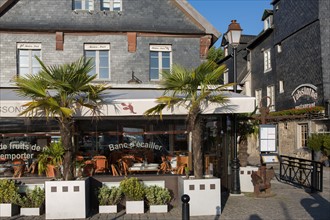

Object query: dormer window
[101,0,122,11]
[264,15,273,30]
[73,0,94,11]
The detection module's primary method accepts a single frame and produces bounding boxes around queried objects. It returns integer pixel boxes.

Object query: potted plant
[98,185,122,213]
[145,185,171,213]
[0,179,20,217]
[119,177,145,214]
[37,141,64,178]
[17,186,45,216]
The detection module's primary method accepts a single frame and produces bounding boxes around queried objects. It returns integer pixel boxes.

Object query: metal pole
[231,47,241,194]
[181,194,190,220]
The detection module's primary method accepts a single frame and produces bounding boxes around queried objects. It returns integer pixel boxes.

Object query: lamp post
[226,20,242,194]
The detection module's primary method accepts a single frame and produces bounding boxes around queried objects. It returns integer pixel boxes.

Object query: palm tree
[145,61,230,179]
[15,57,108,180]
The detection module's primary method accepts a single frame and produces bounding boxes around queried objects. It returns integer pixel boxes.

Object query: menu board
[259,125,277,152]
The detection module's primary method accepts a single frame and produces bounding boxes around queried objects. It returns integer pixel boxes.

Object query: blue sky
[188,0,272,47]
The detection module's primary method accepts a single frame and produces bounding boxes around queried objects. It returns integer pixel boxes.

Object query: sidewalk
[2,168,330,220]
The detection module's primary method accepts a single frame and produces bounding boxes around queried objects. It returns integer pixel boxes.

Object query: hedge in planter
[98,185,122,213]
[145,185,171,213]
[119,177,145,214]
[17,186,45,216]
[0,179,20,217]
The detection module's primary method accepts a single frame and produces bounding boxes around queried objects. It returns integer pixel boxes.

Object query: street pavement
[2,167,329,220]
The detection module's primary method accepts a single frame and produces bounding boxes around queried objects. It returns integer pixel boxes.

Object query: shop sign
[0,141,43,160]
[108,141,163,151]
[17,43,42,49]
[291,84,318,109]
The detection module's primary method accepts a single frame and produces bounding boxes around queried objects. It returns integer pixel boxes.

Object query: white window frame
[264,15,273,30]
[223,68,229,85]
[255,89,262,113]
[101,0,122,11]
[276,44,282,53]
[279,80,284,93]
[264,49,272,72]
[17,43,42,77]
[297,123,308,149]
[267,85,275,111]
[84,44,111,80]
[149,45,172,81]
[73,0,94,11]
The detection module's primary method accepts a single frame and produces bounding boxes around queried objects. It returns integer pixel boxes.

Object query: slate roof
[0,0,220,43]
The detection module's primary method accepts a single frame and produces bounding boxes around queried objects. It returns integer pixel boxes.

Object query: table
[129,164,159,174]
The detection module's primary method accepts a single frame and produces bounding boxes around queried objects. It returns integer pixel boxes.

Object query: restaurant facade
[0,0,255,190]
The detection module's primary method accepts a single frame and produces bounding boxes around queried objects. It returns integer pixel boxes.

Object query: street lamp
[226,20,242,194]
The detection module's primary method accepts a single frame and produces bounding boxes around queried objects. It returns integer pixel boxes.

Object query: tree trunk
[59,119,75,180]
[189,115,203,179]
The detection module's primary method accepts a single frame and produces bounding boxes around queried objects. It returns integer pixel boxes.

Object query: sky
[188,0,272,47]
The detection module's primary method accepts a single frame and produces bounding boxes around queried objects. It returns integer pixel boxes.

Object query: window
[255,89,262,112]
[101,0,122,11]
[73,0,94,10]
[264,15,272,30]
[297,123,308,148]
[17,43,42,77]
[149,45,172,81]
[264,49,271,72]
[223,69,229,84]
[279,81,284,93]
[84,44,110,80]
[267,85,275,111]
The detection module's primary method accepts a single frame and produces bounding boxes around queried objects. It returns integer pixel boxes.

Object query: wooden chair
[93,155,108,173]
[83,160,95,176]
[158,156,171,174]
[173,156,188,175]
[110,164,121,176]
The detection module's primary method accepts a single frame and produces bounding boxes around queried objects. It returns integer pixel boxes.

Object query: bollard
[181,194,190,220]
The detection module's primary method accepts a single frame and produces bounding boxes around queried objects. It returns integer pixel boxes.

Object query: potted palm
[17,186,45,216]
[145,185,171,213]
[38,141,64,178]
[0,179,20,217]
[15,57,108,219]
[98,185,122,213]
[119,177,145,214]
[145,61,226,216]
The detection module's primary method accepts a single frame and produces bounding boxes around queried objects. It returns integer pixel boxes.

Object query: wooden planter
[99,205,117,213]
[0,203,19,217]
[20,206,43,216]
[126,200,144,214]
[149,204,168,213]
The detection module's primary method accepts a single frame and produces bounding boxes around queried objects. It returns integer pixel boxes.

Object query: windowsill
[264,68,272,73]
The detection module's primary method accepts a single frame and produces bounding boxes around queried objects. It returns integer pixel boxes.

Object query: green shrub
[119,177,145,201]
[145,185,171,205]
[307,133,324,152]
[98,185,122,205]
[0,179,20,204]
[17,186,45,208]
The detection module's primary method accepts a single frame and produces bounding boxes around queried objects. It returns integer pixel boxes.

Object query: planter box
[178,177,221,216]
[149,204,168,213]
[0,203,19,217]
[45,178,90,219]
[20,207,43,216]
[99,205,117,213]
[240,166,259,192]
[126,200,144,214]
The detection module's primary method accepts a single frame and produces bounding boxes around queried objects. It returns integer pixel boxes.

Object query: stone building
[220,0,330,164]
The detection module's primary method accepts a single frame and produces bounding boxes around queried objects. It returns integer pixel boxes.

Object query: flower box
[126,200,144,214]
[149,204,168,213]
[99,205,117,213]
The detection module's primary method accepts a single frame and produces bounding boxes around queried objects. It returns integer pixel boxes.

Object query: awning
[0,88,255,117]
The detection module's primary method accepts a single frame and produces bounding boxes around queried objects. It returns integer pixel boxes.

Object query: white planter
[240,166,259,192]
[0,203,19,217]
[149,204,168,213]
[99,205,117,213]
[126,200,144,214]
[45,178,90,219]
[178,177,221,216]
[20,207,43,216]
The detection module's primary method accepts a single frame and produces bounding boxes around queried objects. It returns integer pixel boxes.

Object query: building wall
[0,32,201,85]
